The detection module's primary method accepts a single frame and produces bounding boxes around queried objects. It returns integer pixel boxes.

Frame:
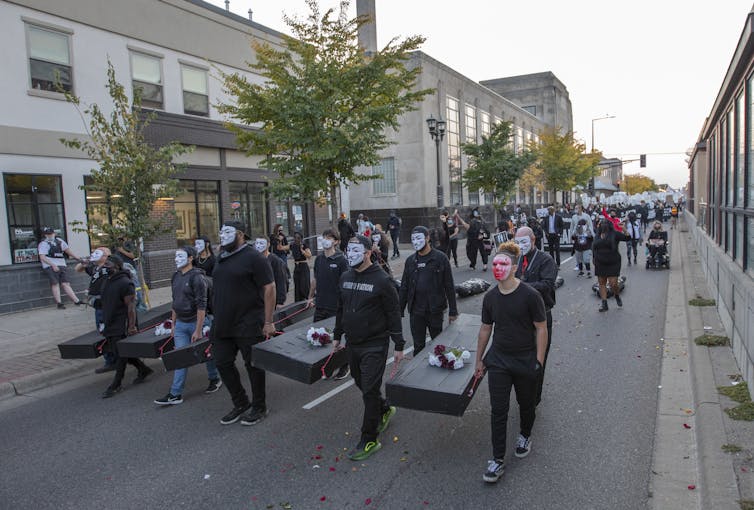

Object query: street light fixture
[591,114,615,153]
[426,114,446,209]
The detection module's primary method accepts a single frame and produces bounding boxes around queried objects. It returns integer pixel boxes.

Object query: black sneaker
[577,271,584,277]
[333,365,350,381]
[586,272,592,278]
[57,303,66,310]
[220,404,252,425]
[598,300,608,312]
[615,295,623,307]
[514,434,532,458]
[101,386,122,399]
[132,367,154,384]
[205,378,222,393]
[240,407,269,426]
[483,459,505,483]
[154,393,183,405]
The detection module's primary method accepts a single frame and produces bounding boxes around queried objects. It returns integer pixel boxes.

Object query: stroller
[646,237,670,269]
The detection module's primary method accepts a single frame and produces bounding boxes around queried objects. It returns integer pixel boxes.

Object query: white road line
[302,346,414,410]
[561,255,573,265]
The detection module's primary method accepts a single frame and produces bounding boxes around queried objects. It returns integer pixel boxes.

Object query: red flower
[312,332,320,340]
[448,360,455,369]
[434,345,446,356]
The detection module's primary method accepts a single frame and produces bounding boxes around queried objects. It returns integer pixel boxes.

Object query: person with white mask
[76,247,115,373]
[211,220,276,426]
[193,236,215,276]
[254,236,288,308]
[513,226,557,406]
[154,246,221,405]
[399,226,458,355]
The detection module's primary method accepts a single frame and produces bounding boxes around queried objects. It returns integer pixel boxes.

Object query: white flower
[461,350,471,361]
[453,360,464,370]
[444,352,457,362]
[428,354,441,367]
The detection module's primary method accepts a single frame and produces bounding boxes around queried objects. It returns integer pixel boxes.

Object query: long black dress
[592,230,630,277]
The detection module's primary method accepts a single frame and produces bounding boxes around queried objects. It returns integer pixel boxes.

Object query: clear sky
[207,0,753,189]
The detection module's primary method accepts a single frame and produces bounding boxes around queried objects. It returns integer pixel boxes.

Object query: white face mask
[346,243,366,267]
[90,249,104,262]
[219,226,237,247]
[175,250,189,269]
[194,239,206,253]
[514,236,532,256]
[371,234,381,244]
[473,211,479,218]
[321,238,334,250]
[254,238,269,253]
[45,234,55,242]
[411,233,426,251]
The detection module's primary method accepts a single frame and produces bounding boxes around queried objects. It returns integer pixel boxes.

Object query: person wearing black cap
[212,220,277,426]
[399,226,458,355]
[333,235,405,461]
[38,226,83,309]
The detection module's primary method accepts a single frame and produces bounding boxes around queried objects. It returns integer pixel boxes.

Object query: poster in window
[14,248,38,263]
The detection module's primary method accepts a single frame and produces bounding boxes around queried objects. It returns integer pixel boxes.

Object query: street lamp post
[426,114,446,209]
[590,114,615,197]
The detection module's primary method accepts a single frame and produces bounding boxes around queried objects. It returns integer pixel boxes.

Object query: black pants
[488,351,538,460]
[349,343,390,442]
[448,239,458,265]
[108,337,149,389]
[625,240,638,262]
[390,231,400,256]
[293,263,310,302]
[535,310,553,405]
[546,233,561,266]
[409,310,444,355]
[466,238,488,268]
[213,336,265,410]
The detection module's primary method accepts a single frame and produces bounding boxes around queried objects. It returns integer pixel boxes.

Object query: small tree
[219,0,432,222]
[461,121,536,224]
[623,173,659,194]
[60,61,192,296]
[529,128,602,203]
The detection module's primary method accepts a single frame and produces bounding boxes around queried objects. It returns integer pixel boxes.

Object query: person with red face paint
[475,241,548,484]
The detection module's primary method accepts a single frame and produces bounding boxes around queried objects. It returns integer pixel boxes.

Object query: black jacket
[541,214,564,236]
[100,270,135,337]
[515,248,557,310]
[334,263,405,351]
[399,248,457,316]
[171,267,207,322]
[267,253,288,305]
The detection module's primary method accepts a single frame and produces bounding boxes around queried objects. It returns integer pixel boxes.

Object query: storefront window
[228,181,267,239]
[4,173,65,263]
[175,180,220,246]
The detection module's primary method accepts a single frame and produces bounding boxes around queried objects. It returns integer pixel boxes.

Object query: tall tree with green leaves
[461,121,536,222]
[60,61,191,291]
[219,0,432,222]
[529,128,602,202]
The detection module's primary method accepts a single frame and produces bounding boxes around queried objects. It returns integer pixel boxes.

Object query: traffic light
[640,154,646,168]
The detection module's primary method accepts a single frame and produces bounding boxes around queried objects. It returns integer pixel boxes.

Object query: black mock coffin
[57,302,172,359]
[252,316,345,384]
[116,330,174,358]
[273,300,314,331]
[386,313,484,417]
[162,338,212,371]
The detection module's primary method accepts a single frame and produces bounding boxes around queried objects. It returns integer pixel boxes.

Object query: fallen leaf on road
[400,457,407,462]
[393,436,399,443]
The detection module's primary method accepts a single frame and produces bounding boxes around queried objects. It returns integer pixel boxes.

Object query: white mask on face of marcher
[321,238,334,250]
[175,250,189,269]
[411,233,426,251]
[219,226,237,247]
[90,249,104,262]
[346,242,366,267]
[254,238,269,253]
[194,239,206,253]
[514,236,532,256]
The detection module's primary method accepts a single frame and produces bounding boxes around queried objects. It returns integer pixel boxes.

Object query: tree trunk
[329,183,340,228]
[136,238,151,310]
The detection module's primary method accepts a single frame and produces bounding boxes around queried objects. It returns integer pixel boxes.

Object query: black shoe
[57,303,65,310]
[598,300,608,312]
[154,393,183,405]
[615,295,623,307]
[577,271,584,277]
[132,367,154,385]
[205,378,222,393]
[240,407,269,426]
[514,434,532,458]
[94,365,115,374]
[74,300,84,306]
[220,404,252,425]
[333,365,350,381]
[633,258,637,265]
[102,386,122,399]
[627,260,632,266]
[483,459,505,483]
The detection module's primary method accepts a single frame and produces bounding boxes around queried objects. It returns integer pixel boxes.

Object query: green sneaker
[377,406,397,434]
[347,439,382,461]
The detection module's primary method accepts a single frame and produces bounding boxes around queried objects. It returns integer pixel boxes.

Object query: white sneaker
[514,434,532,458]
[483,459,505,483]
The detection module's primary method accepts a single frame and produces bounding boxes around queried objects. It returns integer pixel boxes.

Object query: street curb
[0,358,101,402]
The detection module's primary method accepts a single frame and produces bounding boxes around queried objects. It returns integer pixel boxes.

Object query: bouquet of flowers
[155,320,173,336]
[429,344,471,370]
[306,326,333,347]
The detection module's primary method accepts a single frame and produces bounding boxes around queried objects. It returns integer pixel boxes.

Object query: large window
[748,76,754,207]
[372,158,396,194]
[727,110,734,206]
[228,181,267,239]
[446,96,462,206]
[175,180,220,246]
[736,93,745,206]
[748,217,754,275]
[131,51,163,109]
[181,64,209,116]
[480,111,490,138]
[465,104,477,143]
[26,23,72,93]
[4,174,65,263]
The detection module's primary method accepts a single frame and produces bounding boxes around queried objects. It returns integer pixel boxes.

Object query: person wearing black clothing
[476,242,548,484]
[194,236,215,276]
[254,236,288,308]
[290,232,312,302]
[527,217,544,251]
[446,216,459,267]
[399,226,458,355]
[213,220,276,426]
[76,247,115,372]
[370,230,392,276]
[100,255,152,398]
[593,221,631,312]
[333,235,405,461]
[541,206,564,267]
[338,213,355,253]
[624,212,642,266]
[457,208,489,271]
[513,226,557,406]
[387,211,402,259]
[438,212,451,255]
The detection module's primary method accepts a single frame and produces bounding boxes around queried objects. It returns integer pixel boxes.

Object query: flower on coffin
[155,320,173,336]
[306,327,333,347]
[429,344,471,370]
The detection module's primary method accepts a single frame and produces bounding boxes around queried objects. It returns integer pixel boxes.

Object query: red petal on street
[365,498,372,505]
[688,485,696,490]
[683,423,691,429]
[329,467,336,472]
[320,496,327,502]
[742,467,749,472]
[316,445,324,450]
[335,457,340,462]
[313,455,322,460]
[423,501,429,505]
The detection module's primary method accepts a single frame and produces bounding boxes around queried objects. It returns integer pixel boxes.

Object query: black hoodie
[100,270,135,337]
[334,263,405,351]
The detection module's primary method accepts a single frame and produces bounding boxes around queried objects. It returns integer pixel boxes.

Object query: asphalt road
[0,247,668,510]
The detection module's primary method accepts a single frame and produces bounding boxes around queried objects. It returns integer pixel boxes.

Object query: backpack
[190,270,213,315]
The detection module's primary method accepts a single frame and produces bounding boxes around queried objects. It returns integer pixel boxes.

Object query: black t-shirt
[100,270,135,337]
[313,252,349,311]
[481,282,546,365]
[85,263,110,307]
[195,252,216,276]
[291,241,309,262]
[412,252,435,312]
[212,244,274,339]
[271,234,288,258]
